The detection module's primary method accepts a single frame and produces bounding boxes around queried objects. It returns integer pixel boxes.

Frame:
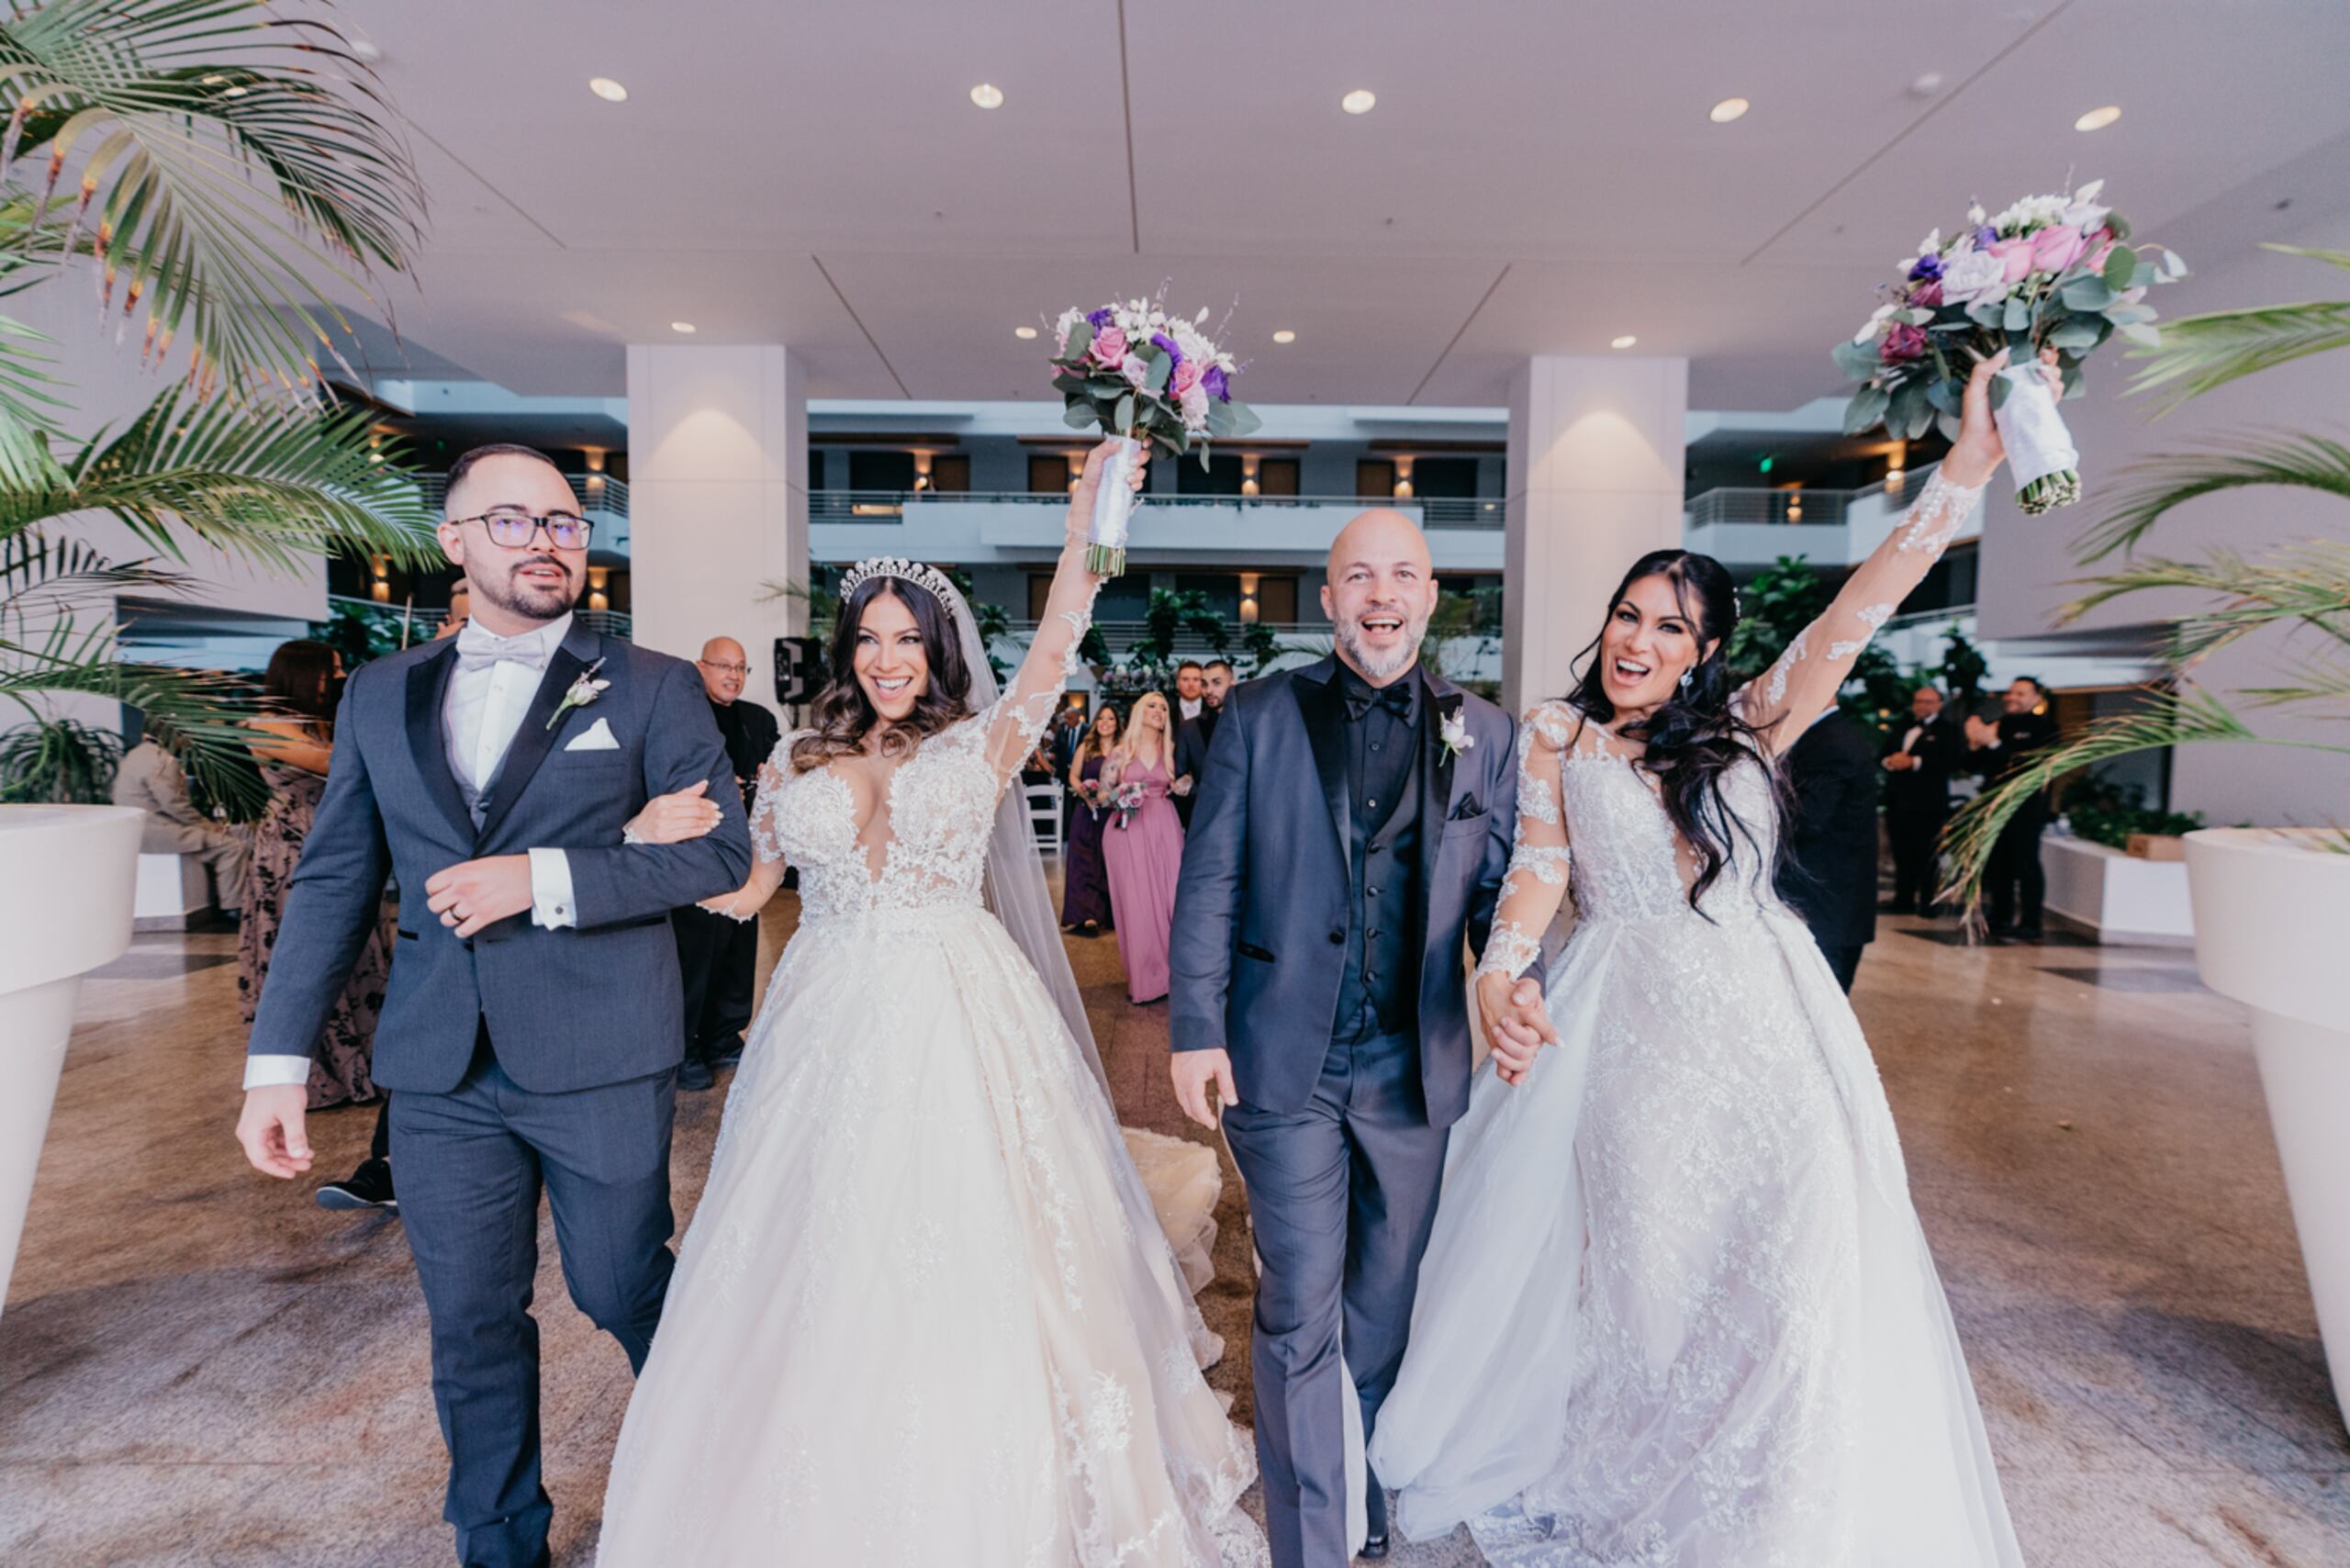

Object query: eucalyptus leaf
[1113,392,1136,432]
[1206,398,1237,438]
[2102,245,2137,289]
[1144,353,1172,396]
[1935,410,1964,442]
[1925,377,1960,415]
[2049,318,2106,351]
[1064,320,1093,362]
[1841,384,1890,434]
[1831,339,1880,382]
[1987,375,2010,411]
[2060,277,2115,312]
[1229,401,1264,436]
[1064,402,1101,431]
[1908,398,1938,440]
[2106,211,2132,241]
[2003,297,2031,333]
[2104,303,2157,326]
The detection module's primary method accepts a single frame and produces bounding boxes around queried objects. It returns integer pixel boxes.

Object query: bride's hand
[1063,438,1150,548]
[626,779,723,845]
[1943,346,2062,489]
[1478,969,1556,1088]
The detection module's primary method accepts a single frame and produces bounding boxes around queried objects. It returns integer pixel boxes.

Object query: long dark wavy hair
[789,576,972,772]
[1563,549,1782,911]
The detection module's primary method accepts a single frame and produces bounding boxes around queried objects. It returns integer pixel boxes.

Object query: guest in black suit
[1880,684,1964,915]
[671,635,782,1091]
[1775,705,1881,992]
[1170,657,1232,830]
[1967,675,2061,941]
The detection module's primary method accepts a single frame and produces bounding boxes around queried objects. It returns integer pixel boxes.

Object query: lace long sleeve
[1736,467,1985,749]
[1477,702,1574,979]
[980,539,1103,790]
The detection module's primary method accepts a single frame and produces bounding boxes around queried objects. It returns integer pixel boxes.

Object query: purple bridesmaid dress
[1101,754,1185,1003]
[1060,754,1115,931]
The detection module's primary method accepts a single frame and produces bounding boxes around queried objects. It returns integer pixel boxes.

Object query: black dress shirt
[1334,667,1426,1041]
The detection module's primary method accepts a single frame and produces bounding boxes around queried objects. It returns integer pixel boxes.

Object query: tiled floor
[3,903,2345,1566]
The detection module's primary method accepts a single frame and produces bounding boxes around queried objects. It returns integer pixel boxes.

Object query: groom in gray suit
[236,445,751,1568]
[1170,510,1527,1566]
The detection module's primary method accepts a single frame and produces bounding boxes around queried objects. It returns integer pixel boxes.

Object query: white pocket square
[565,717,621,752]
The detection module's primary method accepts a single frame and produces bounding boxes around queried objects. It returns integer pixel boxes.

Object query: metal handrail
[325,593,632,643]
[412,472,630,521]
[808,489,1504,527]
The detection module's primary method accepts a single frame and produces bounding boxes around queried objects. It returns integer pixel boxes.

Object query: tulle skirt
[598,904,1265,1567]
[1370,907,2021,1567]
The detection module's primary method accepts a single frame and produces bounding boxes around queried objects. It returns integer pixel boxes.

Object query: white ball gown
[597,608,1265,1566]
[1369,471,2025,1567]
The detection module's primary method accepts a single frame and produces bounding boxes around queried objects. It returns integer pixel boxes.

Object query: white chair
[1024,779,1063,857]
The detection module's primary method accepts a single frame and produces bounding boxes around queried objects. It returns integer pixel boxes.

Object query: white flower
[1439,710,1475,760]
[545,658,611,731]
[1915,228,1942,258]
[1966,203,1987,226]
[1853,301,1899,343]
[1938,247,2011,307]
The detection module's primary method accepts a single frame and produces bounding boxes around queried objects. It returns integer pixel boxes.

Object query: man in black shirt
[1967,676,2061,941]
[1881,684,1964,915]
[673,636,782,1088]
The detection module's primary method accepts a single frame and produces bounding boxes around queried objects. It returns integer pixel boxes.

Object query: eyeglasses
[699,660,749,676]
[453,508,593,550]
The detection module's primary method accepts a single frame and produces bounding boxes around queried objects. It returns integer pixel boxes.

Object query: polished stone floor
[3,901,2345,1566]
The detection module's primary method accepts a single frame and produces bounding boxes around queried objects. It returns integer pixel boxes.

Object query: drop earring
[1680,668,1694,693]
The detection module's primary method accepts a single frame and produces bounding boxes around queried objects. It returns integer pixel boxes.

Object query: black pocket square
[1449,795,1486,822]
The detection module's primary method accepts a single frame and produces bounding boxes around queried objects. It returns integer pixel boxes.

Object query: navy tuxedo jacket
[246,618,754,1095]
[1169,656,1522,1128]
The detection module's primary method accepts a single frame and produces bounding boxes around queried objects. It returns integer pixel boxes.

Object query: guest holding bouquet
[1101,691,1185,1004]
[1060,704,1120,936]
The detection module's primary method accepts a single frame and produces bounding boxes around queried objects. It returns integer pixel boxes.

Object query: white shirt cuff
[529,846,577,929]
[243,1054,311,1090]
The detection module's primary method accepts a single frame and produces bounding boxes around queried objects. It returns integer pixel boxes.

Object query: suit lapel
[1419,669,1462,901]
[1293,657,1353,862]
[405,643,476,846]
[475,621,602,846]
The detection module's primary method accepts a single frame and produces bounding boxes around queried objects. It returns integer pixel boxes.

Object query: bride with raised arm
[597,442,1265,1567]
[1368,353,2047,1566]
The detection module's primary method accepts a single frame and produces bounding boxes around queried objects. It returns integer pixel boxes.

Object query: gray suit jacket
[246,618,754,1095]
[1169,656,1522,1128]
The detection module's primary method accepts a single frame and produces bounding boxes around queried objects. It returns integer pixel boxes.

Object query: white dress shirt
[1179,695,1203,723]
[244,614,585,1092]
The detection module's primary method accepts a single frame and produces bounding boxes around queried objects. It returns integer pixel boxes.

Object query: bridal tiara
[838,556,960,621]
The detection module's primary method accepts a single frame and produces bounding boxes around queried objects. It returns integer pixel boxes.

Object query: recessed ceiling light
[1272,330,1297,344]
[970,83,1005,109]
[1611,335,1639,350]
[589,77,628,103]
[2075,105,2121,131]
[669,321,697,334]
[1709,96,1750,124]
[1340,89,1377,116]
[1014,325,1038,340]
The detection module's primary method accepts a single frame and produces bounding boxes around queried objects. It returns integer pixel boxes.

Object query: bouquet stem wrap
[1995,363,2082,515]
[1088,432,1147,576]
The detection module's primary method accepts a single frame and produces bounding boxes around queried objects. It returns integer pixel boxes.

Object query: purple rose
[1880,323,1928,364]
[1150,331,1182,368]
[1203,365,1229,401]
[1086,307,1113,330]
[1908,252,1943,282]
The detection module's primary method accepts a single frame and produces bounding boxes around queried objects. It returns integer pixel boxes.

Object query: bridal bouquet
[1834,180,2187,513]
[1049,291,1261,574]
[1108,779,1147,830]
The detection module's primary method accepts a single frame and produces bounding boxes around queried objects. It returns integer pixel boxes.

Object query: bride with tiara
[597,442,1266,1566]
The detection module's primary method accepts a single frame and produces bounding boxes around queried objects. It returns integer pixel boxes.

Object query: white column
[1503,355,1688,716]
[626,345,809,703]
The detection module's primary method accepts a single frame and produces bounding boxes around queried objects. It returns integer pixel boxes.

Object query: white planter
[2042,834,2196,946]
[0,804,143,1316]
[2186,827,2350,1428]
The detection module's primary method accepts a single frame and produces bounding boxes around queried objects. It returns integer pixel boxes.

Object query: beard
[1335,607,1430,683]
[476,555,579,622]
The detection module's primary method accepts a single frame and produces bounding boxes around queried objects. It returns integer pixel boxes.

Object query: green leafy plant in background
[0,709,118,801]
[0,0,437,813]
[1726,554,1908,735]
[1947,246,2350,903]
[2060,771,2203,850]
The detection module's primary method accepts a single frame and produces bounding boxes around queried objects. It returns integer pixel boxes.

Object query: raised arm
[1738,347,2053,749]
[979,440,1143,788]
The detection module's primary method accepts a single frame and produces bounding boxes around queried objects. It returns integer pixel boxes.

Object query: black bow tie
[1344,681,1414,722]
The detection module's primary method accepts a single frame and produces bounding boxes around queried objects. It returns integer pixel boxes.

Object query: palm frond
[2127,284,2350,413]
[2058,543,2350,660]
[0,0,426,391]
[0,530,200,637]
[0,382,439,571]
[0,628,262,812]
[2076,433,2350,561]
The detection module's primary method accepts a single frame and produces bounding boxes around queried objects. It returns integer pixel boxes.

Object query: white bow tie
[454,622,554,674]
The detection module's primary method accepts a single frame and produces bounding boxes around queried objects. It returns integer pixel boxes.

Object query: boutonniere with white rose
[545,657,610,731]
[1438,707,1475,764]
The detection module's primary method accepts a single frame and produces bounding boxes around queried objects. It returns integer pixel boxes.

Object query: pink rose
[1880,323,1928,364]
[1090,325,1128,366]
[2081,228,2116,276]
[1179,380,1210,427]
[1990,236,2034,283]
[1120,353,1152,387]
[1173,358,1203,395]
[2031,223,2087,274]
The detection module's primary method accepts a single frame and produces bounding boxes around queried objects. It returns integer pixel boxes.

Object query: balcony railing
[412,472,630,524]
[810,489,1504,529]
[326,593,632,644]
[1682,462,1943,530]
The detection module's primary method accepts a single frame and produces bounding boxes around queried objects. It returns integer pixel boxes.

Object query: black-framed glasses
[453,508,593,550]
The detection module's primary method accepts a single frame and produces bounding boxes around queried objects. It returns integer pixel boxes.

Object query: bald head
[697,635,748,703]
[1323,509,1438,685]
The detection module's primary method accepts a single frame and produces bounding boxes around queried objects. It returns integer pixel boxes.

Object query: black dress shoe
[1358,1531,1390,1560]
[707,1036,745,1070]
[316,1158,397,1213]
[677,1058,717,1092]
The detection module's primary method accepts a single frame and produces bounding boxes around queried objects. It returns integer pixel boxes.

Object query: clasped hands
[1478,969,1559,1087]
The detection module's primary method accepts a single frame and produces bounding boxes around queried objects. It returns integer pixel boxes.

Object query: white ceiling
[339,0,2350,409]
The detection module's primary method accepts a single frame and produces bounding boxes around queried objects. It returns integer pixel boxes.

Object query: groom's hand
[1479,973,1557,1088]
[425,855,534,937]
[237,1085,314,1178]
[1170,1048,1237,1130]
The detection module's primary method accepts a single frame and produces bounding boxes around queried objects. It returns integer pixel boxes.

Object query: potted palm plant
[1950,244,2350,1423]
[0,0,434,1315]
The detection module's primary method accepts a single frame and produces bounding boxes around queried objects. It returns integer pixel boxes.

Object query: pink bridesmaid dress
[1100,754,1185,1004]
